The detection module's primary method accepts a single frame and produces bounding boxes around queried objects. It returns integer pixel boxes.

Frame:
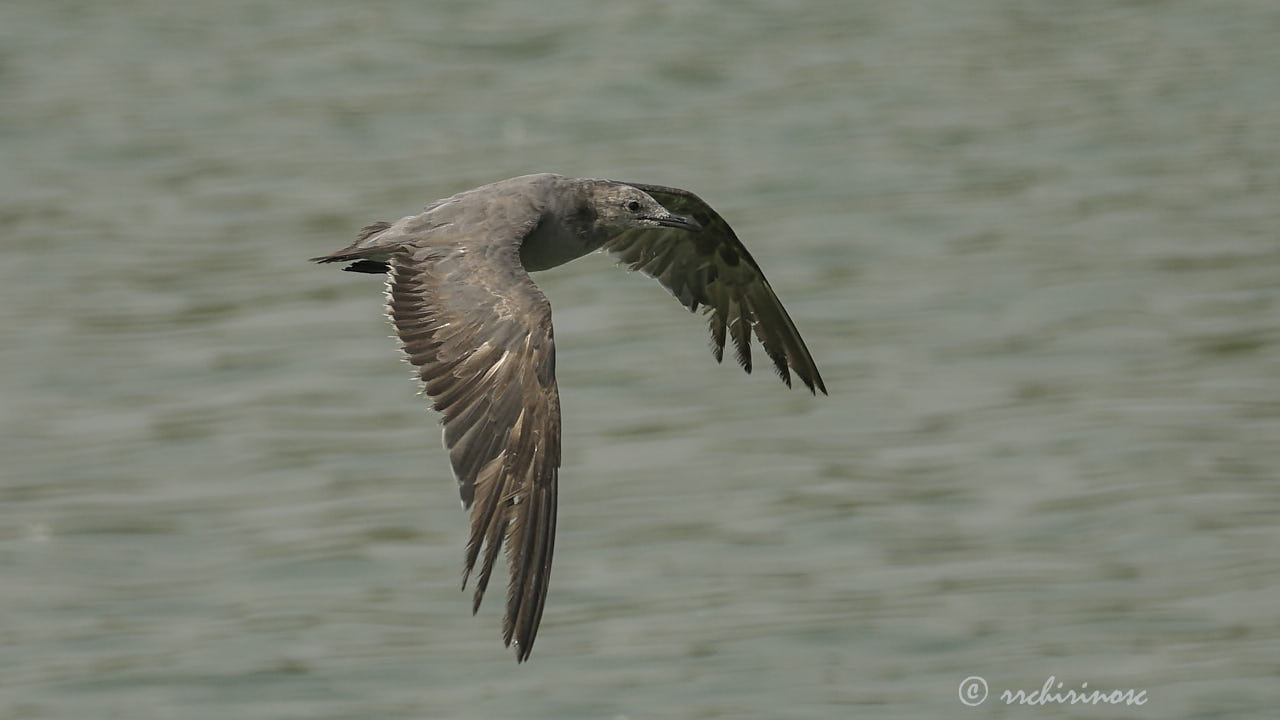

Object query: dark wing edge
[387,244,560,662]
[607,182,827,395]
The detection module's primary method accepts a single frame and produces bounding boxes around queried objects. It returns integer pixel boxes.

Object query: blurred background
[2,1,1278,718]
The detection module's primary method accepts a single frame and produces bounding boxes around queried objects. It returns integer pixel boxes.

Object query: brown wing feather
[607,182,827,395]
[386,241,560,662]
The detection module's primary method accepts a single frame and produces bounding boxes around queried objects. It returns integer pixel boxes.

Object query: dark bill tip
[654,213,702,232]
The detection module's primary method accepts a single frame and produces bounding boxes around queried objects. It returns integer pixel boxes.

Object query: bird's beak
[653,212,702,232]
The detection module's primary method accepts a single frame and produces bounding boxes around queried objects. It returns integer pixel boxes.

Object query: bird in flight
[312,173,825,661]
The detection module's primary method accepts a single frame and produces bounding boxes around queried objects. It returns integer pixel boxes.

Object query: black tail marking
[343,260,391,274]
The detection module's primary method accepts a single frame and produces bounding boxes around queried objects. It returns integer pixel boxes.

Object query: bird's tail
[309,221,396,272]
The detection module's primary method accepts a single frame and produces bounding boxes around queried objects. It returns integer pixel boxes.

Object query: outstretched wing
[387,241,560,662]
[605,182,827,394]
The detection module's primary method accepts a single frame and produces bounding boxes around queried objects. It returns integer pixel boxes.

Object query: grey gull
[311,173,826,661]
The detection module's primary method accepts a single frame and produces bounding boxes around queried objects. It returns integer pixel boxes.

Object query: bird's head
[585,183,702,234]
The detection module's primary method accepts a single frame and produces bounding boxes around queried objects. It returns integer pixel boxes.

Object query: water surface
[2,2,1278,718]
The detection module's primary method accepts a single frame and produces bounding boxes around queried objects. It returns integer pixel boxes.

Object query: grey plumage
[312,173,825,662]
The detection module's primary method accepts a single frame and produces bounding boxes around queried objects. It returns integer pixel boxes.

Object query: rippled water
[3,1,1279,718]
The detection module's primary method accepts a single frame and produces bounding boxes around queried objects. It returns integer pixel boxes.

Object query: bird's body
[312,173,825,661]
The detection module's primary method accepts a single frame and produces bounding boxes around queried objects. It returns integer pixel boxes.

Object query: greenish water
[3,1,1279,718]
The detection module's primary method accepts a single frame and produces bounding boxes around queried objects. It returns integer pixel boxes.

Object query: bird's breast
[518,219,600,272]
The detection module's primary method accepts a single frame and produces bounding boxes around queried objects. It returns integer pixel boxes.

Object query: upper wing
[605,182,827,394]
[387,241,560,662]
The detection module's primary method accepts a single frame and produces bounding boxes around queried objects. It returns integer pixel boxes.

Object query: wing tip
[513,639,534,663]
[803,372,828,396]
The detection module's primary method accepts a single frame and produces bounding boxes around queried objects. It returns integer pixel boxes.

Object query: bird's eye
[626,200,641,213]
